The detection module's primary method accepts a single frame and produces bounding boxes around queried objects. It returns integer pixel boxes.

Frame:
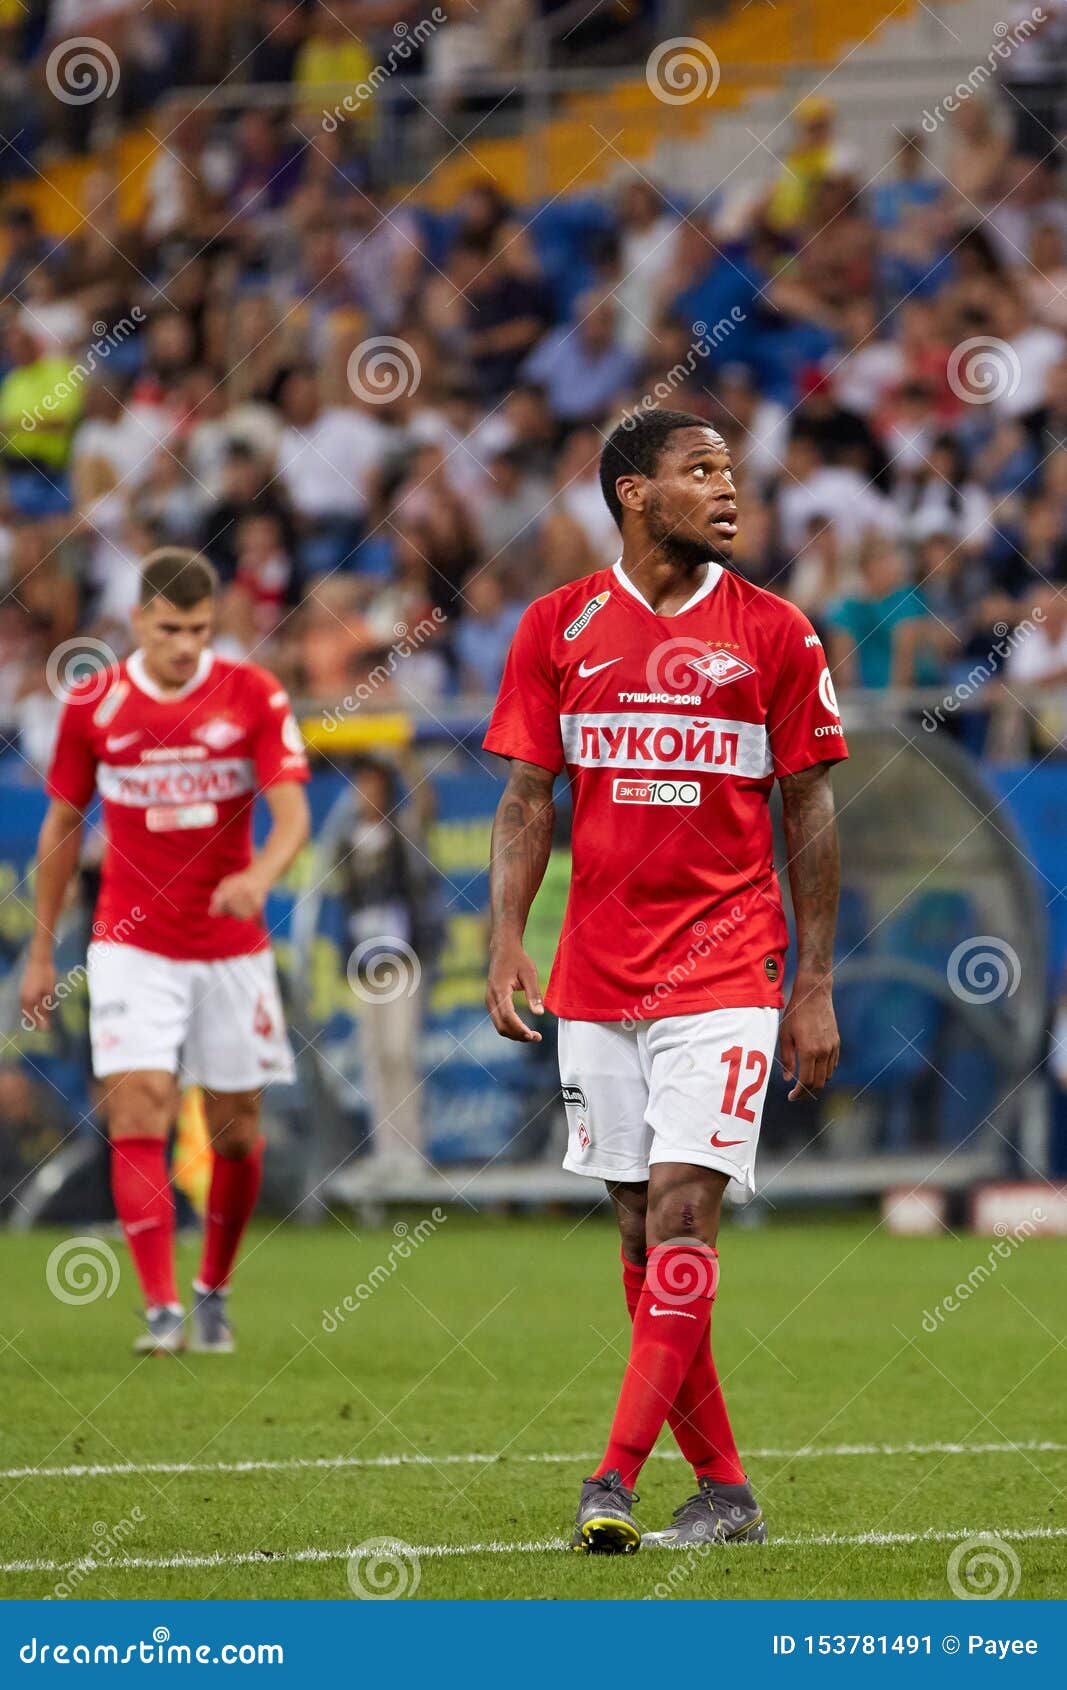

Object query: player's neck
[616,549,712,617]
[132,647,211,699]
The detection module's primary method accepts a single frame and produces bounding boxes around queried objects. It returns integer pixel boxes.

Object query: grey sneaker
[570,1470,641,1555]
[641,1476,767,1547]
[133,1304,185,1355]
[189,1283,234,1354]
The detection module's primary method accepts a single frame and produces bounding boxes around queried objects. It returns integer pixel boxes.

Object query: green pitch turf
[1,1211,1064,1600]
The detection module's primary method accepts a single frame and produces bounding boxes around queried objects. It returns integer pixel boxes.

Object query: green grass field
[1,1212,1064,1600]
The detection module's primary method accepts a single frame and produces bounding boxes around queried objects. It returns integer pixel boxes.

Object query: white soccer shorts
[87,942,296,1092]
[558,1007,780,1197]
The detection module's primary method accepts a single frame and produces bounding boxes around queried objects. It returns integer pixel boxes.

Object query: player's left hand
[209,869,270,922]
[779,976,839,1101]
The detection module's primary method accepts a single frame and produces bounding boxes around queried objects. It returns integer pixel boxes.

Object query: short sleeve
[250,672,310,789]
[766,608,849,778]
[46,691,98,808]
[482,599,564,775]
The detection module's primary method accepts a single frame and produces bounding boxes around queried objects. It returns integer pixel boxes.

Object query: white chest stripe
[97,757,256,807]
[560,712,771,779]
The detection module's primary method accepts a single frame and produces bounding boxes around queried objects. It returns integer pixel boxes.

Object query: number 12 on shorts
[720,1044,768,1122]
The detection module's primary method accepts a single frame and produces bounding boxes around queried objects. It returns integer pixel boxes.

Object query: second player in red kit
[484,410,847,1552]
[22,551,310,1355]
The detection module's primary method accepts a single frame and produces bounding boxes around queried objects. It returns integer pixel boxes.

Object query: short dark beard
[645,494,729,569]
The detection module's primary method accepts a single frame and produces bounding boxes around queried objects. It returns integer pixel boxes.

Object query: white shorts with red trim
[558,1007,780,1197]
[87,942,296,1091]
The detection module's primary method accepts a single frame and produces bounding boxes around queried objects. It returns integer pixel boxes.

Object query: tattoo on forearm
[780,764,840,979]
[489,763,556,941]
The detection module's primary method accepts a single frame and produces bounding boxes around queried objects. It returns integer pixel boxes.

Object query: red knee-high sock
[197,1140,264,1292]
[596,1243,716,1490]
[110,1137,178,1310]
[620,1251,745,1484]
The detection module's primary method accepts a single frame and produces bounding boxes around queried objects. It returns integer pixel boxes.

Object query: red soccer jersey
[483,562,848,1021]
[47,649,310,961]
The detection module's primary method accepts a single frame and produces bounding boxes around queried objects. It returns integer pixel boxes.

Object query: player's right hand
[486,940,544,1042]
[20,954,57,1029]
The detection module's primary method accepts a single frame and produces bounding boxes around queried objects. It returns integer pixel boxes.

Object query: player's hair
[598,408,711,530]
[139,549,218,610]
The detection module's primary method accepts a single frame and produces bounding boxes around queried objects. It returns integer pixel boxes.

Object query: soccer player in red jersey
[484,410,846,1551]
[21,551,310,1355]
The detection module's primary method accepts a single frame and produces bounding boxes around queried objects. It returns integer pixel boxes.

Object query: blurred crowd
[1,2,1067,769]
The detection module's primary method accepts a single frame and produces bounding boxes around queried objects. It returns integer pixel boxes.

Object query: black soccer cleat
[641,1475,767,1547]
[570,1470,642,1554]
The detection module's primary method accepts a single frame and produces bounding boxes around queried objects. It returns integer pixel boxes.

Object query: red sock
[620,1249,745,1485]
[596,1243,716,1490]
[110,1136,178,1309]
[197,1140,264,1292]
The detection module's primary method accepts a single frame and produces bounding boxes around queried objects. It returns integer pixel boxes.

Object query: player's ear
[615,474,645,515]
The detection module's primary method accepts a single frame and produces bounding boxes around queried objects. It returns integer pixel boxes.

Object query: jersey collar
[612,557,723,616]
[128,647,214,702]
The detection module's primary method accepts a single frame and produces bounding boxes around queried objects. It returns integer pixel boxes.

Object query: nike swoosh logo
[106,732,141,752]
[577,657,621,677]
[710,1131,746,1148]
[650,1305,698,1320]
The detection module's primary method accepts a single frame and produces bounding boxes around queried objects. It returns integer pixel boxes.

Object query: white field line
[4,1525,1067,1576]
[2,1439,1064,1482]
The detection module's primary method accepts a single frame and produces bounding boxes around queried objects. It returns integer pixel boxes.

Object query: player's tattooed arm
[778,761,841,1100]
[486,759,556,1042]
[21,799,85,1028]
